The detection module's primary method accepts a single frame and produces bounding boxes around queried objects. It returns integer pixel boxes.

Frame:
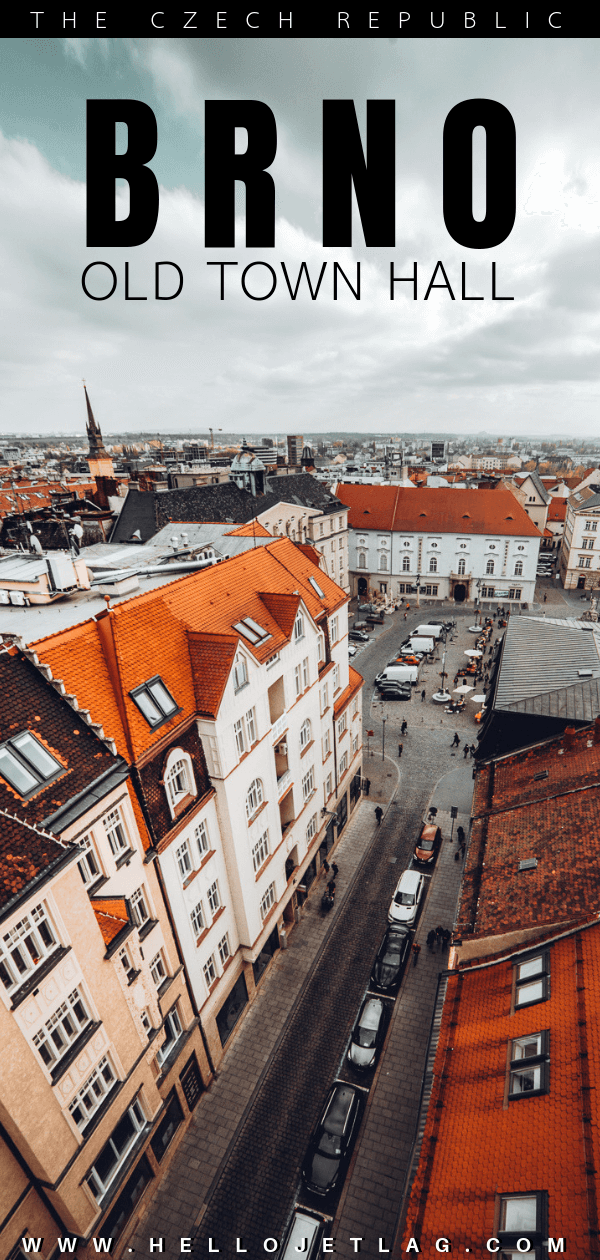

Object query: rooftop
[335,485,540,536]
[494,615,600,718]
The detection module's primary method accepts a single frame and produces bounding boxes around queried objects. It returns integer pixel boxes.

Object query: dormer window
[130,677,178,728]
[233,616,271,646]
[294,612,305,642]
[164,748,197,817]
[233,655,248,693]
[0,731,63,799]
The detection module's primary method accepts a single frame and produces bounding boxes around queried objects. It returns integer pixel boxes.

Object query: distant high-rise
[287,434,303,465]
[84,384,114,477]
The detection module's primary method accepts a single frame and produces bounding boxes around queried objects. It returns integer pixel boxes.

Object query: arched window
[486,559,495,575]
[429,556,437,573]
[514,559,523,576]
[300,718,312,750]
[246,778,264,820]
[402,555,410,572]
[458,558,466,575]
[379,553,388,571]
[164,748,196,817]
[358,552,366,569]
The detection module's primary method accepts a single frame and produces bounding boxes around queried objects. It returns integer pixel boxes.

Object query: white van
[280,1211,323,1260]
[415,624,443,640]
[376,664,419,686]
[407,636,435,655]
[388,868,425,926]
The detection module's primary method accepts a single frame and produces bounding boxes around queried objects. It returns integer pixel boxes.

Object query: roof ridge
[0,808,71,849]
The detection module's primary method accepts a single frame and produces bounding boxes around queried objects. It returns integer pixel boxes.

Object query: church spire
[83,382,108,458]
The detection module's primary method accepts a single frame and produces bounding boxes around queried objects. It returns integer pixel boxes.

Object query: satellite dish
[30,534,43,554]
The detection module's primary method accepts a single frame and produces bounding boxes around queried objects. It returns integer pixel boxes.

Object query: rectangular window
[233,656,248,692]
[260,882,276,920]
[337,712,347,738]
[333,665,340,693]
[352,733,358,755]
[306,814,317,842]
[33,988,91,1069]
[302,766,315,803]
[103,807,128,856]
[130,886,150,929]
[0,730,63,798]
[508,588,522,600]
[326,772,333,798]
[317,634,325,662]
[70,1056,118,1134]
[323,728,331,759]
[586,557,592,568]
[294,612,305,642]
[77,834,102,887]
[0,903,58,994]
[150,951,168,987]
[330,616,339,643]
[156,1008,183,1066]
[338,516,343,529]
[514,952,550,1008]
[207,881,221,916]
[117,945,136,984]
[508,1031,550,1099]
[218,933,231,966]
[294,664,302,697]
[130,677,178,728]
[579,556,586,567]
[246,707,257,745]
[252,829,270,873]
[319,522,324,536]
[203,955,217,988]
[498,1192,546,1249]
[265,652,280,670]
[190,902,205,938]
[176,840,193,880]
[321,682,329,713]
[339,536,343,549]
[234,718,245,756]
[339,751,348,775]
[195,820,210,857]
[302,657,309,690]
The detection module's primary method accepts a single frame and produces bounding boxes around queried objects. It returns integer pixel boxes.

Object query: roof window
[309,576,325,597]
[233,617,272,645]
[0,732,64,798]
[532,770,548,781]
[130,677,179,727]
[518,858,538,871]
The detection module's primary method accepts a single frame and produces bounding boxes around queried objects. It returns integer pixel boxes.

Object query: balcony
[450,570,472,581]
[272,713,288,742]
[277,768,292,799]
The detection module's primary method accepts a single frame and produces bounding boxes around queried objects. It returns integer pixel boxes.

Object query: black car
[349,629,370,642]
[301,1083,361,1197]
[370,924,411,992]
[348,996,388,1070]
[379,683,412,701]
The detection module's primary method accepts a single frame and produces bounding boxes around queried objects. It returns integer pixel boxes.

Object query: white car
[348,644,357,657]
[388,868,425,926]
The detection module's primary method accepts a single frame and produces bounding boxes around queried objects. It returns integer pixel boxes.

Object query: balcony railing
[277,768,292,797]
[272,713,287,742]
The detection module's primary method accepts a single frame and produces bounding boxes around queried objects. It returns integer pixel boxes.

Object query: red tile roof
[548,499,567,521]
[402,921,600,1252]
[335,484,540,536]
[91,897,130,946]
[224,520,272,538]
[0,810,72,906]
[333,666,363,716]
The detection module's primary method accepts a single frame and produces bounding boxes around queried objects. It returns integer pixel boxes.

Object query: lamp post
[382,716,387,761]
[475,578,482,622]
[415,573,421,610]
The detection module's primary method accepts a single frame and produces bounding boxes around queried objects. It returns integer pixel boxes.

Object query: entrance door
[454,583,466,602]
[578,575,586,589]
[358,577,368,597]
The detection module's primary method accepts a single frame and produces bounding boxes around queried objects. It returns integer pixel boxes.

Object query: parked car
[349,629,370,642]
[280,1212,323,1260]
[379,682,412,701]
[370,924,411,992]
[414,823,441,865]
[388,868,426,926]
[348,996,387,1069]
[348,644,357,657]
[301,1083,362,1197]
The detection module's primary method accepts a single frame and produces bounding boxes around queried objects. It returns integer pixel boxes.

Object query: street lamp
[415,573,421,610]
[382,716,387,761]
[475,578,482,623]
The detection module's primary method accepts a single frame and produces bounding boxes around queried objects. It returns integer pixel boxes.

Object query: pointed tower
[84,383,114,477]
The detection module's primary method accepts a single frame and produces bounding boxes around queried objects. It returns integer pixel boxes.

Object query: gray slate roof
[495,615,600,720]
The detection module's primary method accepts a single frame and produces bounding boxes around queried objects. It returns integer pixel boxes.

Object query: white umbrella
[470,694,487,703]
[464,648,483,657]
[454,683,474,695]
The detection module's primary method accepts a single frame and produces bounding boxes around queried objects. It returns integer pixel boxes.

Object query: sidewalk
[130,778,398,1253]
[333,763,473,1260]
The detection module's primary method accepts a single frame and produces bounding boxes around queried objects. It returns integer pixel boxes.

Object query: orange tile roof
[33,538,347,753]
[224,520,272,538]
[548,499,567,521]
[91,897,130,946]
[333,666,363,716]
[402,921,600,1252]
[335,484,541,537]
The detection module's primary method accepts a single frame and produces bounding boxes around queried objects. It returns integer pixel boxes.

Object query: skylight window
[309,576,325,597]
[130,677,179,727]
[0,732,64,798]
[233,617,272,645]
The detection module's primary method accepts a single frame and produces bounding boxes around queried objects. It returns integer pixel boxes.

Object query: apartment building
[559,489,600,589]
[28,538,362,1071]
[0,649,210,1259]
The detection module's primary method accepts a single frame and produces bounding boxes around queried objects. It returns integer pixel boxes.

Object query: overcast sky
[0,37,599,439]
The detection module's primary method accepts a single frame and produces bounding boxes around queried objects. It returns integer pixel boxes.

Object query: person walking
[401,719,408,736]
[412,941,421,966]
[327,879,336,897]
[457,825,465,845]
[451,731,460,747]
[426,929,436,951]
[421,688,426,702]
[375,805,383,825]
[543,592,548,603]
[322,859,330,874]
[398,742,403,758]
[435,925,444,950]
[404,610,408,620]
[364,778,371,796]
[331,862,339,879]
[442,929,451,949]
[470,744,476,758]
[463,743,470,758]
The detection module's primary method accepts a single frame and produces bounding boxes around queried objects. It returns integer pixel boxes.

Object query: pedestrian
[435,925,444,950]
[421,688,426,702]
[543,592,547,603]
[451,731,460,747]
[331,862,339,879]
[454,849,460,861]
[375,805,383,825]
[463,743,469,758]
[470,744,476,758]
[412,941,421,966]
[404,611,408,620]
[426,929,436,952]
[442,929,451,949]
[364,778,371,796]
[401,719,408,735]
[457,825,465,845]
[327,879,336,896]
[459,841,466,858]
[323,859,330,874]
[398,742,403,758]
[454,674,459,686]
